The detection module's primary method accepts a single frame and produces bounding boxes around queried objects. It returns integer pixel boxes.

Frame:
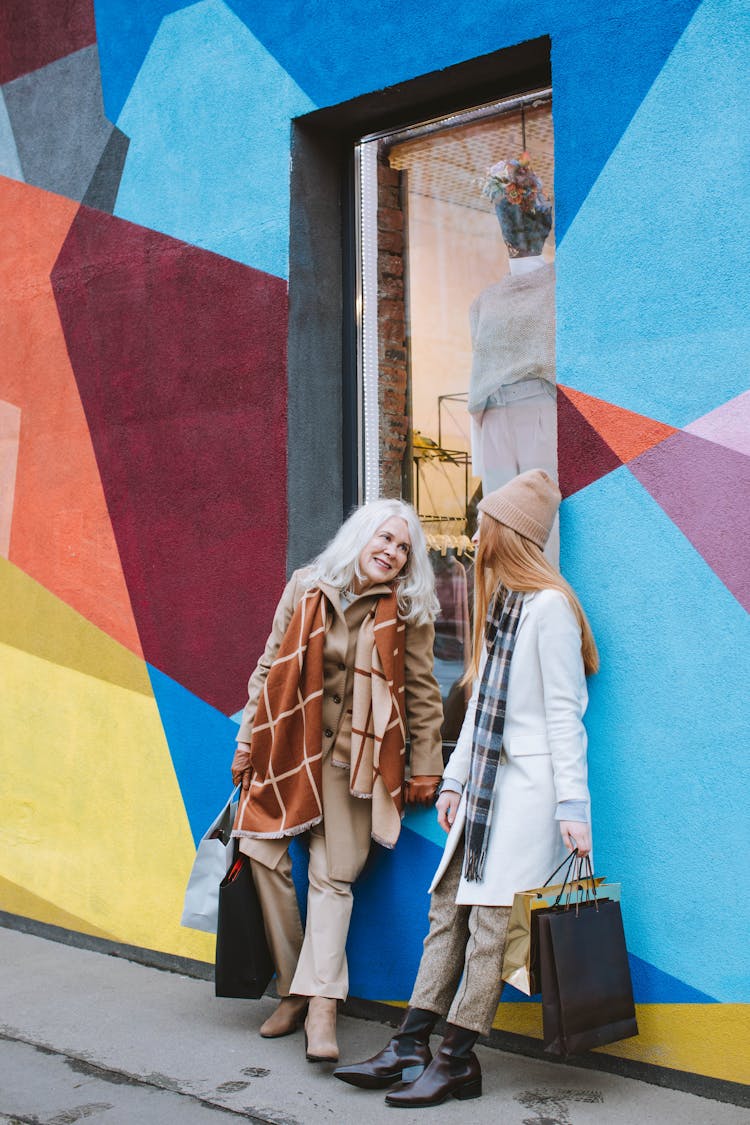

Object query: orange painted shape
[0,178,142,657]
[0,398,21,558]
[559,384,677,462]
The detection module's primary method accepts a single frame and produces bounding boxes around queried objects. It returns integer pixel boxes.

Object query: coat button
[333,694,341,704]
[338,662,345,671]
[324,728,334,738]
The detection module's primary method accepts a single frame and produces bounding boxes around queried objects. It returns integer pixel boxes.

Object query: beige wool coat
[236,569,444,882]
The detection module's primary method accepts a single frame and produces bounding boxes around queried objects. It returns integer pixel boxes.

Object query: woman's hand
[404,775,442,805]
[231,743,253,791]
[559,820,592,857]
[436,790,461,833]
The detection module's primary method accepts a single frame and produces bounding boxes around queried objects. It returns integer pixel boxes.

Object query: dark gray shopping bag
[539,897,638,1057]
[215,846,275,999]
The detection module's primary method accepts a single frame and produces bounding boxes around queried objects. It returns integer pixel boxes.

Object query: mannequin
[469,155,559,564]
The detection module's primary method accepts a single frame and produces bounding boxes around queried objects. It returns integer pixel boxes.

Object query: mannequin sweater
[468,262,556,414]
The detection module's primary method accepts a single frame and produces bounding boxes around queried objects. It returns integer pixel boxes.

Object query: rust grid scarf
[233,585,407,848]
[347,604,407,848]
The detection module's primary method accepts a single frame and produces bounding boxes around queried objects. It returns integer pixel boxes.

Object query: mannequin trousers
[409,842,511,1037]
[470,388,559,566]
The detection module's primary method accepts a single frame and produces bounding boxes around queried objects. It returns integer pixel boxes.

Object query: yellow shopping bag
[501,853,619,996]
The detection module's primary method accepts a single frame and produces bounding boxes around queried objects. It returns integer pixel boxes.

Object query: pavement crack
[0,1029,292,1124]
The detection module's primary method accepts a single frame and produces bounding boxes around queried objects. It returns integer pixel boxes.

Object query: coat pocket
[505,733,551,757]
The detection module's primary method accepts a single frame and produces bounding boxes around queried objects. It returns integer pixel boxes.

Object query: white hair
[303,499,439,625]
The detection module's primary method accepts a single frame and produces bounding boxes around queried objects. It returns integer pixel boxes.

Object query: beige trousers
[409,842,511,1037]
[246,820,369,1000]
[248,849,303,997]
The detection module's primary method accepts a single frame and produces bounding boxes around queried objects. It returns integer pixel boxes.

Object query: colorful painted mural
[1,0,748,1091]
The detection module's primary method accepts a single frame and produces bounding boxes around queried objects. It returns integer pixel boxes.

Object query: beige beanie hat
[477,469,561,548]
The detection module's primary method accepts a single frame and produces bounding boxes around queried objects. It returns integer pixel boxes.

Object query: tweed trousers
[409,840,511,1037]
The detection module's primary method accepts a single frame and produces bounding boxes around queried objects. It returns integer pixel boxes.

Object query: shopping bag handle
[540,850,599,910]
[566,853,598,914]
[211,786,240,845]
[540,850,579,893]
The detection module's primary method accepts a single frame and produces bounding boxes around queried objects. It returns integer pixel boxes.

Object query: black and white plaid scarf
[463,586,525,882]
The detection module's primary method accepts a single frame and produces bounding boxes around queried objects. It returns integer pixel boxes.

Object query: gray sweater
[468,262,556,414]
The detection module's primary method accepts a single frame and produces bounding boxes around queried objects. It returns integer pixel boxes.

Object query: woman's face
[357,516,411,590]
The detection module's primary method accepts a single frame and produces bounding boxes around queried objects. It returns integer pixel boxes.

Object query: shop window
[354,89,555,745]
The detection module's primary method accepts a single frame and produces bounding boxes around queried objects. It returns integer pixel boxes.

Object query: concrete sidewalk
[0,926,746,1125]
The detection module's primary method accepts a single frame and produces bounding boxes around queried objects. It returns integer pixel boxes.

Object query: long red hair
[466,516,599,682]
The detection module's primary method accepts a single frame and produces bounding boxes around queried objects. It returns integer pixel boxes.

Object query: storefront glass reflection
[356,91,556,746]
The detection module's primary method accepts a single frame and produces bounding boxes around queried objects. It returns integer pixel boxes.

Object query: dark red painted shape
[557,387,623,498]
[51,205,288,714]
[0,0,96,85]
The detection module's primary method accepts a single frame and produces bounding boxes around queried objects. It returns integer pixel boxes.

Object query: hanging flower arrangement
[481,152,545,215]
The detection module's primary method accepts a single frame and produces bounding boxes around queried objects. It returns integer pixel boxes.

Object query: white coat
[429,588,590,906]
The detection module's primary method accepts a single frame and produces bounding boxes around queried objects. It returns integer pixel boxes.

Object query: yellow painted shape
[0,873,120,941]
[0,555,151,696]
[0,641,214,963]
[491,1002,750,1085]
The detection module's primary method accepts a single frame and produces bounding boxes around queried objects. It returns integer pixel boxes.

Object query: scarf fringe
[463,840,489,883]
[232,814,323,841]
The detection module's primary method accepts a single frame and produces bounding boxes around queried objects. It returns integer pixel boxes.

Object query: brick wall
[377,154,409,498]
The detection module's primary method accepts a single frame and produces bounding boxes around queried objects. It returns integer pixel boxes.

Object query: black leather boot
[333,1007,438,1089]
[384,1023,481,1107]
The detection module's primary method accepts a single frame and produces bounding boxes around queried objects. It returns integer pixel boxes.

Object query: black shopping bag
[215,849,275,999]
[539,898,638,1057]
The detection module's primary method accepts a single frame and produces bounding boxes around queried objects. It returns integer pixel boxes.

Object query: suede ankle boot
[304,996,339,1062]
[384,1022,481,1107]
[333,1007,438,1089]
[259,995,308,1038]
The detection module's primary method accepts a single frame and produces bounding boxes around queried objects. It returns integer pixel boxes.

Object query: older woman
[231,499,444,1063]
[335,470,598,1106]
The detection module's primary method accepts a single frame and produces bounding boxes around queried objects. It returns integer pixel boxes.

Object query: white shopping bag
[180,788,239,933]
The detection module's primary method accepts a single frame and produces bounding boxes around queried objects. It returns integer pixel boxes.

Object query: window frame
[286,38,552,573]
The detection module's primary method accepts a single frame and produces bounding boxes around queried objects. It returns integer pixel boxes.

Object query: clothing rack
[437,392,469,449]
[425,528,474,557]
[413,439,470,522]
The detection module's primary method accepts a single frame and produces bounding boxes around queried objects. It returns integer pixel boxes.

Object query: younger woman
[334,469,598,1106]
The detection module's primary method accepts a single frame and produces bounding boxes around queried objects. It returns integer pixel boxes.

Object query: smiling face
[356,516,411,590]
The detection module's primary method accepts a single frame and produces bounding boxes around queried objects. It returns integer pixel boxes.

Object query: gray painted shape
[3,44,113,202]
[81,125,130,213]
[0,89,23,180]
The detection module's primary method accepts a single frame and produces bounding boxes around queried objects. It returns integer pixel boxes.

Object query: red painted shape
[557,387,623,499]
[559,384,677,463]
[0,0,96,85]
[51,206,289,715]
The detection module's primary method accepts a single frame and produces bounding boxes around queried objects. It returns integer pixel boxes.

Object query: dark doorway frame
[286,36,551,571]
